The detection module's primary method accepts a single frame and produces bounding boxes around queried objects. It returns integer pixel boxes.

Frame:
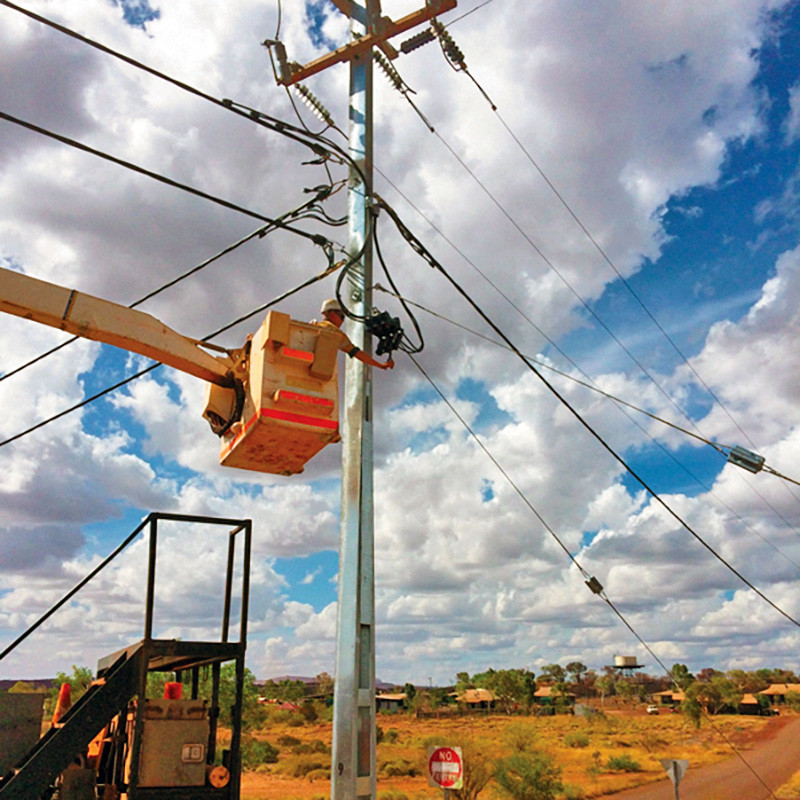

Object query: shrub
[305,768,330,781]
[378,792,409,800]
[505,722,538,753]
[273,755,329,778]
[494,751,563,800]
[383,728,400,744]
[562,785,586,800]
[295,739,330,755]
[379,758,417,777]
[563,732,590,748]
[240,736,279,769]
[277,735,302,748]
[605,754,641,772]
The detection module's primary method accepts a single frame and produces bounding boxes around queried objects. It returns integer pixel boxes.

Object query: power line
[378,196,800,629]
[0,0,363,178]
[378,286,800,572]
[374,56,800,540]
[0,110,330,246]
[0,187,342,384]
[410,353,777,799]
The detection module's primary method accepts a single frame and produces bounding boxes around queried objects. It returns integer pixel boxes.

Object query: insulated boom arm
[0,268,236,385]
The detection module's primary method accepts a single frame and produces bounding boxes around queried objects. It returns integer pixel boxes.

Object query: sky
[0,0,799,687]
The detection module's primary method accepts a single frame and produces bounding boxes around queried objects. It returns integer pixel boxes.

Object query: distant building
[758,683,800,706]
[652,689,685,706]
[376,692,407,713]
[533,686,576,706]
[453,688,496,710]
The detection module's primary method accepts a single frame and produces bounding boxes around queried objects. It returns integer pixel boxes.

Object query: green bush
[240,736,279,770]
[563,732,590,748]
[605,754,641,772]
[494,751,563,800]
[277,734,302,748]
[295,739,330,755]
[379,758,418,777]
[383,728,400,743]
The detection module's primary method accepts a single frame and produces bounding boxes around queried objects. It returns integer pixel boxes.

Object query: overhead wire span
[410,353,777,799]
[0,186,344,384]
[374,284,800,490]
[422,13,800,521]
[0,110,335,247]
[0,257,346,450]
[0,1,364,183]
[377,197,800,629]
[384,27,800,536]
[376,286,800,571]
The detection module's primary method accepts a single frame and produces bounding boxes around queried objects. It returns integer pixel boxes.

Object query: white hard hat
[321,298,342,315]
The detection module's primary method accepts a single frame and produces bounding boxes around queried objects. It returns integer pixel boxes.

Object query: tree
[565,662,587,685]
[494,752,563,800]
[404,682,417,703]
[315,672,334,696]
[456,672,474,693]
[693,676,741,715]
[451,738,494,800]
[478,669,530,715]
[8,681,36,693]
[670,663,694,690]
[539,664,565,684]
[595,674,616,706]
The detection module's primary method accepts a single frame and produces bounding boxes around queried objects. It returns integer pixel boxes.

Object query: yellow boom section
[0,268,234,385]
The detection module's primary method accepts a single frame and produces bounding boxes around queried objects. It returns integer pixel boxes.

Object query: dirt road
[597,715,800,799]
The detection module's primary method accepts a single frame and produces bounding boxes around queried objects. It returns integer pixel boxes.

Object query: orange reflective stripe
[275,389,334,408]
[281,346,314,362]
[260,408,339,430]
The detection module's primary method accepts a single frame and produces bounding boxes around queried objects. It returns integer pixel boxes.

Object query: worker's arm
[353,349,394,370]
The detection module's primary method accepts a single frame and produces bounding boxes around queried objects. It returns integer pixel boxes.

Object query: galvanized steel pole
[331,1,376,798]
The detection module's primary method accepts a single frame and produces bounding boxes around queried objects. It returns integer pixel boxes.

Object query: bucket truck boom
[0,268,341,475]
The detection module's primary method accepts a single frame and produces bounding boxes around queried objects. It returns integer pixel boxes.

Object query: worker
[316,298,395,370]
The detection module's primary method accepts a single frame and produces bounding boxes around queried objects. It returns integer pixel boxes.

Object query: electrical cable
[422,16,800,522]
[377,196,800,629]
[410,352,777,799]
[377,285,800,571]
[0,1,363,184]
[0,186,343,384]
[0,109,329,246]
[374,58,800,539]
[0,257,345,450]
[373,221,424,354]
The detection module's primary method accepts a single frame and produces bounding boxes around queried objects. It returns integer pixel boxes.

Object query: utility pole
[271,3,456,797]
[332,2,376,797]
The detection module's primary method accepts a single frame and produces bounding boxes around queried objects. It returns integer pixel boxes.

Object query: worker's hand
[382,359,395,370]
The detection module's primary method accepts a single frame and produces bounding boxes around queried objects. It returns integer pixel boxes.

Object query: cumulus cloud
[0,0,798,685]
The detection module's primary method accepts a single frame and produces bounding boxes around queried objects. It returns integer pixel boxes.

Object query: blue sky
[0,0,799,685]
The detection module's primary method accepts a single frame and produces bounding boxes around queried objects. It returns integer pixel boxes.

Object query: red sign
[427,746,463,789]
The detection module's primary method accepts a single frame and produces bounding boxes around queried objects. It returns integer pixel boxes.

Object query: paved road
[596,716,800,799]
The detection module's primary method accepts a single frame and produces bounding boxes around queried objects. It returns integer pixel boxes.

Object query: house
[738,693,763,715]
[454,688,496,710]
[757,683,800,707]
[533,686,576,707]
[376,692,407,714]
[652,689,685,707]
